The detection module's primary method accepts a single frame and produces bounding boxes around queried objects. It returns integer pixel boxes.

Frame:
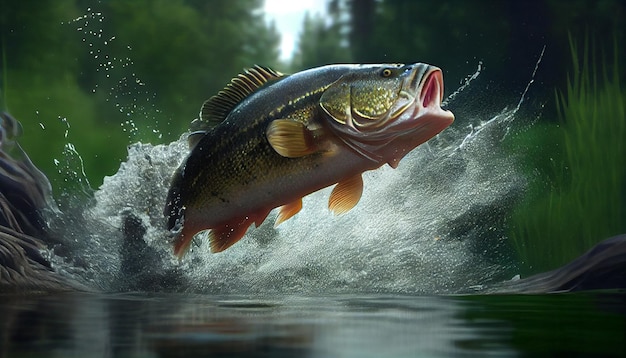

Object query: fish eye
[381,68,393,77]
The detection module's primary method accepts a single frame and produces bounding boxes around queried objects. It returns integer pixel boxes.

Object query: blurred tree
[0,0,82,76]
[101,0,281,139]
[0,0,281,190]
[0,0,124,194]
[546,0,625,82]
[349,0,511,89]
[348,0,375,63]
[1,0,624,193]
[291,0,351,71]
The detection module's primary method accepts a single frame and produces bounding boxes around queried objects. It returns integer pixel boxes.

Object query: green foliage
[291,2,351,71]
[509,38,626,274]
[2,0,624,226]
[5,69,125,196]
[1,0,280,189]
[346,0,511,86]
[105,0,280,135]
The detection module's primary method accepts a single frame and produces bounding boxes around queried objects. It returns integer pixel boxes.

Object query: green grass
[509,37,626,274]
[1,34,6,109]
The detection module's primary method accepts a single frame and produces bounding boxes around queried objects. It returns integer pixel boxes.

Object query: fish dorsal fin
[200,65,284,125]
[186,66,284,150]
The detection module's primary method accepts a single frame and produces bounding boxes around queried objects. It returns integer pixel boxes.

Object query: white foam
[55,61,544,294]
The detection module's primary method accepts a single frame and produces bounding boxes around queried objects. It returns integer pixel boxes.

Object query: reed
[1,35,7,110]
[510,37,625,274]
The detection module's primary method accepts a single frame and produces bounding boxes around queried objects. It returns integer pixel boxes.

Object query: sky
[263,0,328,60]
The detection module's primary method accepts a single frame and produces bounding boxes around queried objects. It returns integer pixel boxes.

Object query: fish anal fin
[209,217,255,253]
[275,199,303,227]
[328,174,364,215]
[267,119,317,158]
[174,210,271,256]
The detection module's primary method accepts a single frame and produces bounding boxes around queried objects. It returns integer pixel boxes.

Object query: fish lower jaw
[377,111,454,168]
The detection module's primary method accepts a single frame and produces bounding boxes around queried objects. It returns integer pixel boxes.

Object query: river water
[2,291,625,357]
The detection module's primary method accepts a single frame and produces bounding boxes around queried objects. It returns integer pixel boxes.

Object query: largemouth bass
[164,63,454,256]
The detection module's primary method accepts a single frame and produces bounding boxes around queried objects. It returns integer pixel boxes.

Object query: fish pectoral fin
[275,198,303,227]
[209,217,254,253]
[328,174,364,215]
[266,119,316,158]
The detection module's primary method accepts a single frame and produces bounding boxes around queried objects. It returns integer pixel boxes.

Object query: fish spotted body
[164,63,454,256]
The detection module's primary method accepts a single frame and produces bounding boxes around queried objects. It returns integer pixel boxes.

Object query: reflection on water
[1,292,625,357]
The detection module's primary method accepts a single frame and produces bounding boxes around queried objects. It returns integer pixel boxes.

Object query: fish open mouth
[420,69,444,109]
[321,63,454,165]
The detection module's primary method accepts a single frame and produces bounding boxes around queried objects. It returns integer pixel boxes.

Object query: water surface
[2,291,625,357]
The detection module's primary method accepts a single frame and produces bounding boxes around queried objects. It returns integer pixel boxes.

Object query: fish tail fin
[173,228,194,258]
[165,167,194,258]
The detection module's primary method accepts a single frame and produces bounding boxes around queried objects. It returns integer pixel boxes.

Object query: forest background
[0,0,622,189]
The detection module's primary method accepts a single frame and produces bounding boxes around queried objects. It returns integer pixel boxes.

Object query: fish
[164,63,454,257]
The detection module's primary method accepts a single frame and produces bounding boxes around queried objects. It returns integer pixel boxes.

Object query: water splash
[441,61,482,108]
[41,46,548,294]
[45,65,547,294]
[51,117,93,202]
[68,7,163,141]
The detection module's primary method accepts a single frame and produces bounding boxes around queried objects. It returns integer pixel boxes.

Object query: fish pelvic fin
[266,119,317,158]
[328,174,364,215]
[275,198,303,227]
